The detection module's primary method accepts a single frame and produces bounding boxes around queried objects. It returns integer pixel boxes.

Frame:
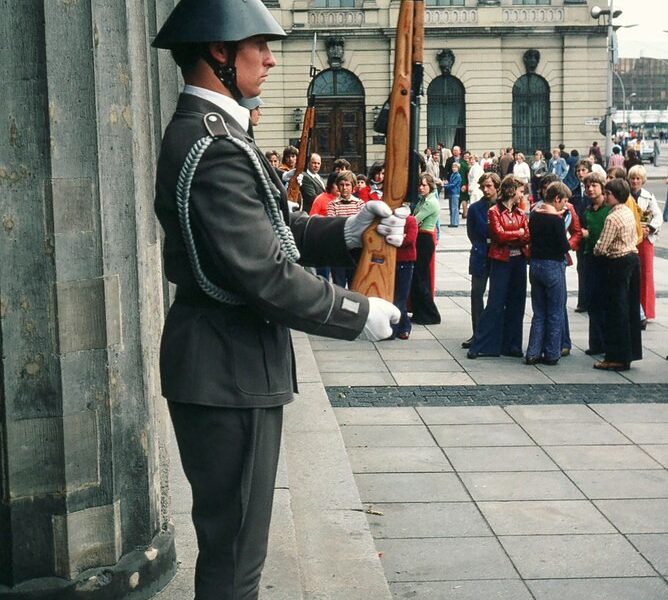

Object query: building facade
[256,0,608,172]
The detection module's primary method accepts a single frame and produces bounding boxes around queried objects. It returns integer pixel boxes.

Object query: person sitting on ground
[592,178,642,371]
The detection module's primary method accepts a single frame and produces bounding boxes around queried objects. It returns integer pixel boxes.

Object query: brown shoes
[593,361,630,372]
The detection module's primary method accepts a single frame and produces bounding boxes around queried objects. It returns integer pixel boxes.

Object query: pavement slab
[355,472,469,503]
[429,423,536,447]
[642,445,668,468]
[378,537,518,582]
[339,424,437,448]
[613,422,668,444]
[499,534,656,579]
[566,469,668,499]
[516,420,633,445]
[591,403,668,423]
[417,406,513,424]
[504,403,603,423]
[366,502,492,539]
[593,499,668,533]
[334,407,421,426]
[544,444,665,470]
[346,446,453,474]
[526,577,668,600]
[444,446,559,472]
[628,533,668,576]
[390,580,534,600]
[459,471,585,501]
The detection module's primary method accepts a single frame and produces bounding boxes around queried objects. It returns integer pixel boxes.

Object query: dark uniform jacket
[155,94,369,408]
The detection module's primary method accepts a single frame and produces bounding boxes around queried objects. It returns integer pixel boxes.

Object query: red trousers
[637,239,655,319]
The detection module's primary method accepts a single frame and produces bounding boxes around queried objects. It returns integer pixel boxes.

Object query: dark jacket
[487,204,530,261]
[154,94,368,408]
[300,171,325,213]
[467,198,492,276]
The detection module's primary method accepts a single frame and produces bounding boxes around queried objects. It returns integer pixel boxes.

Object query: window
[310,0,356,7]
[512,0,550,5]
[427,75,466,150]
[512,73,550,157]
[425,0,464,6]
[309,69,364,97]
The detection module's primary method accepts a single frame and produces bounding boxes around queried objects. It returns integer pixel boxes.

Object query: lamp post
[591,2,622,164]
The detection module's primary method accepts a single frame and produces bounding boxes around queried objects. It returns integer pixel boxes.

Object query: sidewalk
[156,196,667,599]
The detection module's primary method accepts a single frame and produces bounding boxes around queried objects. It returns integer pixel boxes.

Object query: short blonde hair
[627,164,647,184]
[516,153,525,161]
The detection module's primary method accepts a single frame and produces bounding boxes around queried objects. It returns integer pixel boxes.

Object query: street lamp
[591,3,623,164]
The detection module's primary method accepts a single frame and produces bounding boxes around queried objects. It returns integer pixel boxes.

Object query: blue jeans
[526,259,566,361]
[449,194,460,226]
[471,256,527,356]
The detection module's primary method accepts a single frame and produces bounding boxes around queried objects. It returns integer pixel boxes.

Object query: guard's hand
[360,297,400,341]
[344,201,409,249]
[297,173,304,186]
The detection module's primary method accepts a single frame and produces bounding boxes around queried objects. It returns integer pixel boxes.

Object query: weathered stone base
[0,526,176,600]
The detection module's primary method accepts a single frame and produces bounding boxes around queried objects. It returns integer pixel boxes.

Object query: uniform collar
[183,85,250,132]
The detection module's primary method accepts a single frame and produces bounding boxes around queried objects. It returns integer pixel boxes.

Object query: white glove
[287,200,301,212]
[344,201,408,249]
[361,297,401,342]
[297,173,304,186]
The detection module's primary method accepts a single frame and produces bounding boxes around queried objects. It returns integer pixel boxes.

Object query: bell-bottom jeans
[526,259,566,361]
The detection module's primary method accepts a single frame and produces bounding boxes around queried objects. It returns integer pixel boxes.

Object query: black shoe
[574,306,587,313]
[461,337,474,349]
[585,348,603,356]
[467,351,499,359]
[640,319,647,330]
[541,358,559,366]
[502,351,524,358]
[525,356,540,365]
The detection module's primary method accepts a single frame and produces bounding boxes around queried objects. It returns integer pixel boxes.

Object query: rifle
[351,0,424,300]
[287,33,318,210]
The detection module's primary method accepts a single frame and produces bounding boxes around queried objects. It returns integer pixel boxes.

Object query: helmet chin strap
[204,44,243,101]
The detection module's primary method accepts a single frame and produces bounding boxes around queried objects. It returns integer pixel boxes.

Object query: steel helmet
[152,0,287,49]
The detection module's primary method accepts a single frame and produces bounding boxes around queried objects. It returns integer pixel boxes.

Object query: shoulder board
[203,112,231,138]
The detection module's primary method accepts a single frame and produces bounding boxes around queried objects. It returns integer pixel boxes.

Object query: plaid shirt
[593,203,639,259]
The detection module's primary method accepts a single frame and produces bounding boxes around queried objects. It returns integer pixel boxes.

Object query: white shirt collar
[183,84,250,132]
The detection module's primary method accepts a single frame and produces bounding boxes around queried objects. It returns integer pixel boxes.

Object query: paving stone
[504,404,603,423]
[499,534,655,579]
[339,425,436,448]
[614,423,668,444]
[334,407,421,426]
[394,372,476,386]
[628,534,668,576]
[468,369,554,385]
[321,372,396,386]
[517,421,632,445]
[642,445,668,468]
[346,446,452,474]
[354,472,469,503]
[591,403,668,423]
[390,580,533,600]
[384,359,464,373]
[459,471,584,501]
[544,445,664,470]
[375,347,453,361]
[567,469,668,499]
[429,423,536,447]
[378,537,518,582]
[594,499,668,533]
[444,446,559,472]
[417,406,513,425]
[536,367,632,384]
[477,500,615,535]
[526,577,668,600]
[309,337,376,351]
[316,358,389,373]
[366,502,491,539]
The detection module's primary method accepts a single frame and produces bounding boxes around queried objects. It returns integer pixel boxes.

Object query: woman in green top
[410,173,442,324]
[581,172,610,355]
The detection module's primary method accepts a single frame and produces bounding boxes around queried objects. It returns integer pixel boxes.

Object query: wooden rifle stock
[287,103,315,210]
[351,0,424,300]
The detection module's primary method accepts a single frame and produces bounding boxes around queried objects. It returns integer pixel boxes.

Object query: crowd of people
[269,140,663,372]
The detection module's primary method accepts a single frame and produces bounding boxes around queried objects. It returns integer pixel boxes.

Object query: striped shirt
[327,197,364,217]
[593,203,638,259]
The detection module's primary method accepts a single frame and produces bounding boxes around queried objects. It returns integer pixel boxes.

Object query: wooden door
[312,99,366,174]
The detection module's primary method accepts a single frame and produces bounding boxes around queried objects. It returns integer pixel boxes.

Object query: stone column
[0,1,178,597]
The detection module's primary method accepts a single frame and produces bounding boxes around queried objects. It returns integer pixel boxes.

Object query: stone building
[258,0,608,172]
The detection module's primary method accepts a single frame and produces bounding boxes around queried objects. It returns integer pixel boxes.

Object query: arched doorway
[512,74,550,156]
[308,68,366,174]
[427,74,466,150]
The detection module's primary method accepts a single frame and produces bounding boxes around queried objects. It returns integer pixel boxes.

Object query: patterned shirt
[593,203,638,259]
[327,197,364,217]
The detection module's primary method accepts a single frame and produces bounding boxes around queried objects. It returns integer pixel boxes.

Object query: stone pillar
[0,1,178,597]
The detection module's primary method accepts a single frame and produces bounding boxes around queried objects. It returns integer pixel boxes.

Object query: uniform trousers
[470,255,527,356]
[603,253,642,364]
[168,402,283,600]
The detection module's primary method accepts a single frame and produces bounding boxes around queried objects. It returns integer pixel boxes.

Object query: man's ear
[209,42,228,65]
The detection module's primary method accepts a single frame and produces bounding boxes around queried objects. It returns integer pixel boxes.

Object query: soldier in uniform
[152,1,406,598]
